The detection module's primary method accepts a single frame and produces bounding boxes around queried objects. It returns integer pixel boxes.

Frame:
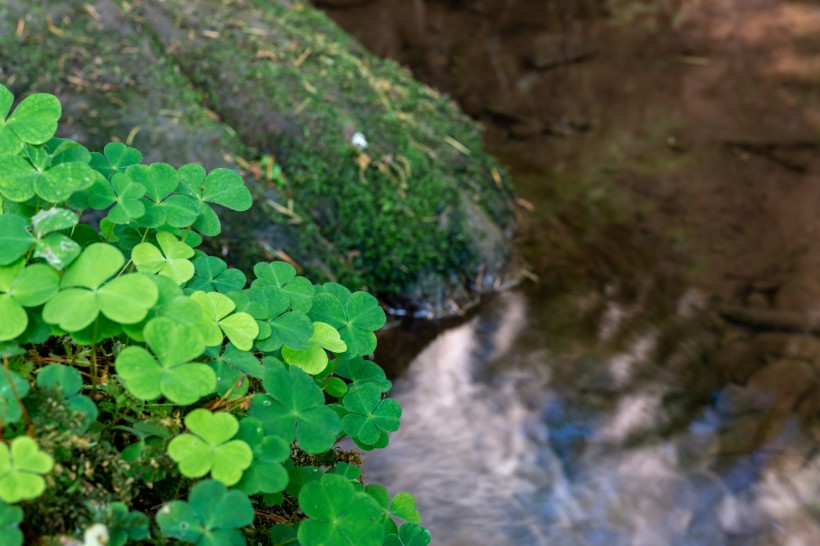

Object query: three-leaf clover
[208,343,265,395]
[252,261,314,312]
[364,484,421,535]
[0,501,23,546]
[99,502,150,546]
[156,480,254,546]
[42,243,158,331]
[310,285,386,357]
[0,370,28,426]
[248,360,341,453]
[89,142,142,180]
[177,164,253,236]
[127,163,199,228]
[233,417,289,495]
[298,474,384,546]
[167,409,252,486]
[115,317,215,405]
[342,383,401,446]
[36,364,98,432]
[132,231,195,285]
[106,173,147,224]
[282,322,346,375]
[0,436,54,503]
[186,256,246,293]
[0,84,61,156]
[247,285,312,353]
[191,291,259,350]
[0,260,59,341]
[335,357,392,393]
[0,151,97,203]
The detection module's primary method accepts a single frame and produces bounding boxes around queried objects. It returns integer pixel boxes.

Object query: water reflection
[364,290,820,545]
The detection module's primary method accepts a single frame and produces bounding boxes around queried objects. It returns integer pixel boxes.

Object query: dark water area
[317,1,820,544]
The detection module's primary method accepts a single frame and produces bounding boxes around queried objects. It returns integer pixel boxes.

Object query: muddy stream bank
[316,1,820,544]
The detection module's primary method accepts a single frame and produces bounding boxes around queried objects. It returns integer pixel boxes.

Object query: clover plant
[0,83,426,545]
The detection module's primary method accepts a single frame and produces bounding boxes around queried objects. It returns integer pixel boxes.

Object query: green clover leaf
[384,524,432,546]
[0,260,59,341]
[115,316,214,405]
[298,474,384,546]
[0,85,61,156]
[89,142,143,180]
[342,383,401,446]
[191,291,259,350]
[248,360,341,454]
[106,173,146,224]
[208,343,265,396]
[178,164,252,236]
[0,214,34,266]
[126,163,199,228]
[0,370,28,426]
[156,480,254,546]
[36,364,98,432]
[310,288,386,357]
[100,502,150,546]
[0,501,23,546]
[167,409,252,486]
[252,261,315,313]
[247,285,312,353]
[0,436,54,503]
[186,256,246,293]
[132,231,195,285]
[282,322,347,375]
[233,417,289,495]
[32,233,81,269]
[364,484,422,531]
[30,207,77,236]
[0,154,97,204]
[334,357,392,393]
[42,243,159,331]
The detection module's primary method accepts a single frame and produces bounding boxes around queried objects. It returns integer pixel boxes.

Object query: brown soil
[318,0,820,318]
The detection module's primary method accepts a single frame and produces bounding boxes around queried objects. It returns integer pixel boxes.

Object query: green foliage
[0,83,423,545]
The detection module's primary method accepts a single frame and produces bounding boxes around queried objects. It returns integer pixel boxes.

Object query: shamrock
[334,357,392,393]
[0,436,54,503]
[248,360,340,454]
[342,383,401,446]
[121,275,202,341]
[0,370,28,426]
[208,343,265,396]
[132,231,195,285]
[251,261,314,313]
[167,409,252,486]
[115,316,215,405]
[0,150,97,203]
[29,208,81,269]
[99,502,150,546]
[233,417,289,495]
[191,291,259,350]
[186,256,246,293]
[364,484,421,535]
[105,173,147,224]
[177,164,253,237]
[297,474,384,546]
[36,364,98,432]
[309,284,386,357]
[126,163,199,228]
[42,243,158,332]
[282,322,347,375]
[0,84,60,156]
[88,142,142,180]
[0,260,59,341]
[156,480,254,546]
[247,285,312,353]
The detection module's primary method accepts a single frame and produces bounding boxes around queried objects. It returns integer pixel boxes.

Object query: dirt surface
[319,0,820,318]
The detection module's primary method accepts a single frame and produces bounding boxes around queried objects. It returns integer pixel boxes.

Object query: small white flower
[83,523,109,546]
[351,132,368,149]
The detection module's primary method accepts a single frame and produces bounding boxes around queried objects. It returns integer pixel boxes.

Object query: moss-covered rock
[0,0,518,316]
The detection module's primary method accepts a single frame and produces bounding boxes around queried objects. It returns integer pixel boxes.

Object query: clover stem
[89,318,99,394]
[253,509,293,525]
[104,220,114,242]
[3,355,34,437]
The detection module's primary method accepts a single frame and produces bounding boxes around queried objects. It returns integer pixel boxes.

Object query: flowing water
[316,1,820,544]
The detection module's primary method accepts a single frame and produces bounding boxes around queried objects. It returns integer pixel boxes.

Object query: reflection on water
[364,289,820,545]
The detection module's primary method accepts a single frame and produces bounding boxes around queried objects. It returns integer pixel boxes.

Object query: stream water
[316,1,820,544]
